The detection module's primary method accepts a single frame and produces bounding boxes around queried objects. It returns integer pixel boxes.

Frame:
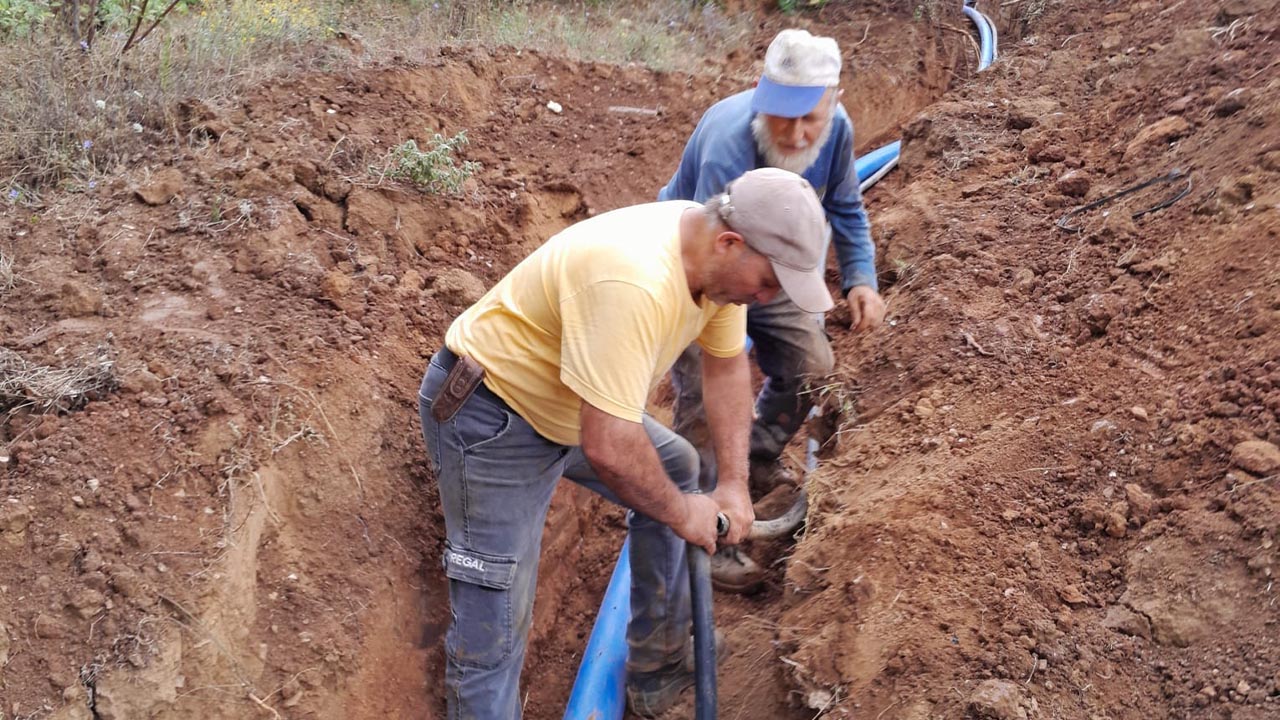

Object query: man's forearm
[833,217,877,293]
[702,351,752,491]
[580,405,688,527]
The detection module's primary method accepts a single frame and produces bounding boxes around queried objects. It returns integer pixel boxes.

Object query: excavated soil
[2,1,1278,719]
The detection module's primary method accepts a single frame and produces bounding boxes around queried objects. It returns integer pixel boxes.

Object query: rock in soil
[1103,605,1152,640]
[133,168,186,206]
[1230,440,1280,475]
[967,679,1034,720]
[431,268,486,306]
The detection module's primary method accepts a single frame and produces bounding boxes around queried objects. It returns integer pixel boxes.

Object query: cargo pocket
[442,542,519,669]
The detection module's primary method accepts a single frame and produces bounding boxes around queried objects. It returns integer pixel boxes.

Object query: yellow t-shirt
[445,201,747,446]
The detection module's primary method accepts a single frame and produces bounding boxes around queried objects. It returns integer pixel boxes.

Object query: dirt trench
[6,1,1277,719]
[0,5,961,719]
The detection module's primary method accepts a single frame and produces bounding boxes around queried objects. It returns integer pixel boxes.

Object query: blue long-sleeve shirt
[658,90,878,293]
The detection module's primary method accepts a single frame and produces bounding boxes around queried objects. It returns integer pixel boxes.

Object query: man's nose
[785,120,805,146]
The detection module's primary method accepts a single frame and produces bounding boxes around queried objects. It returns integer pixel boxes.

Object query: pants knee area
[801,348,835,378]
[659,436,701,492]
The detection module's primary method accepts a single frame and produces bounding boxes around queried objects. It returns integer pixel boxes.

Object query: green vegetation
[373,133,481,196]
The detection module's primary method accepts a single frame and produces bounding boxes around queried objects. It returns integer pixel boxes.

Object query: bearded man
[658,28,886,592]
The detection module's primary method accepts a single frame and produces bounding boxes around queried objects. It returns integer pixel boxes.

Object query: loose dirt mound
[2,1,1276,719]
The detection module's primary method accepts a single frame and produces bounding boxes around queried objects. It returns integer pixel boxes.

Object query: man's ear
[713,230,745,254]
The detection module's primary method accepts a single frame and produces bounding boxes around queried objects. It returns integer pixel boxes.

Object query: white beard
[751,114,832,176]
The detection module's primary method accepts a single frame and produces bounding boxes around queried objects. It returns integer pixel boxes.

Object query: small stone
[1211,401,1242,418]
[1230,440,1280,475]
[914,397,936,419]
[69,588,106,619]
[1105,512,1128,538]
[1028,143,1067,164]
[134,167,186,206]
[0,622,9,665]
[34,613,64,638]
[110,567,142,598]
[139,394,168,409]
[967,679,1030,720]
[1056,170,1091,197]
[1236,680,1251,695]
[118,369,162,395]
[81,549,104,573]
[1165,94,1196,114]
[1217,174,1257,205]
[397,268,424,295]
[1090,419,1117,435]
[1213,89,1249,117]
[1124,484,1155,521]
[1200,685,1217,698]
[58,280,104,317]
[1129,406,1149,422]
[319,269,354,303]
[124,494,145,512]
[1124,116,1191,159]
[546,100,563,114]
[1,505,31,545]
[1059,585,1088,605]
[1103,605,1152,639]
[1082,292,1127,333]
[431,268,486,306]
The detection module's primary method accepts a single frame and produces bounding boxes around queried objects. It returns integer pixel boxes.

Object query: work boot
[709,546,765,595]
[748,459,798,498]
[627,631,729,718]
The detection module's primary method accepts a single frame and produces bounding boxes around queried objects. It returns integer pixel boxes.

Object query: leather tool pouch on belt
[431,355,486,423]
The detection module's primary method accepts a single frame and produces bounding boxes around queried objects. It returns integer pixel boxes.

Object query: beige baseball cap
[717,168,833,313]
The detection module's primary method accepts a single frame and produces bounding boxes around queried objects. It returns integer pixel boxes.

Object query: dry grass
[0,250,21,296]
[1,0,752,191]
[352,0,751,69]
[1,0,345,190]
[0,345,118,414]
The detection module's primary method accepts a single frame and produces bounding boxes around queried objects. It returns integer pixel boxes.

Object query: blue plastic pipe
[962,1,998,70]
[564,6,997,718]
[562,538,632,719]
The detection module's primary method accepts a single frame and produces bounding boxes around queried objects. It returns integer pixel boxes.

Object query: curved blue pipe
[963,2,997,70]
[564,6,997,718]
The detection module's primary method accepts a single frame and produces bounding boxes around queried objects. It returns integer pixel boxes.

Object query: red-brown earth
[1,1,1277,719]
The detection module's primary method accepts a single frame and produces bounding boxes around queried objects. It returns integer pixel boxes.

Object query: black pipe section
[688,542,718,719]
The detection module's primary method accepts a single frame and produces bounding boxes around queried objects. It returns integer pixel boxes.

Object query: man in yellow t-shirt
[418,168,832,718]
